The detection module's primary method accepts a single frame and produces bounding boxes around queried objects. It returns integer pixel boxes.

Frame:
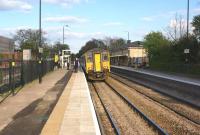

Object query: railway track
[89,81,167,135]
[89,83,120,135]
[110,73,200,125]
[105,75,200,135]
[111,67,200,109]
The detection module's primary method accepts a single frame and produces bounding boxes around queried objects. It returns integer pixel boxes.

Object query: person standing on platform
[74,58,79,72]
[67,61,70,70]
[54,54,59,70]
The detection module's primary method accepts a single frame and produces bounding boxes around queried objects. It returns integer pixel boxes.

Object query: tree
[143,31,170,61]
[192,15,200,40]
[77,39,107,57]
[14,29,46,53]
[165,14,186,42]
[52,41,70,54]
[173,35,199,63]
[107,38,126,51]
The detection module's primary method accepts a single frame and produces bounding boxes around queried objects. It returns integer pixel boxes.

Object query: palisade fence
[0,59,54,94]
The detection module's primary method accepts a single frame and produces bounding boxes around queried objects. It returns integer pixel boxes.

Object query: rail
[110,74,200,125]
[105,81,168,135]
[111,66,200,108]
[92,83,121,135]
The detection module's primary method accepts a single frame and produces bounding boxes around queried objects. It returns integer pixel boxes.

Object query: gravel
[111,74,200,125]
[107,76,200,135]
[94,82,157,135]
[88,83,115,135]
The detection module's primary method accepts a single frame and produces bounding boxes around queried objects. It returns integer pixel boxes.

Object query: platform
[41,70,101,135]
[111,65,200,86]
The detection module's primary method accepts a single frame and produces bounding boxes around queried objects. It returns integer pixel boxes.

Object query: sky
[0,0,200,53]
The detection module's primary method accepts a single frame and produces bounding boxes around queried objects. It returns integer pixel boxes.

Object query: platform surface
[41,70,100,135]
[111,65,200,86]
[0,69,67,131]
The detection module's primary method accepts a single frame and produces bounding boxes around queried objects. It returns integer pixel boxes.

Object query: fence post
[9,59,12,94]
[11,53,15,96]
[20,60,24,86]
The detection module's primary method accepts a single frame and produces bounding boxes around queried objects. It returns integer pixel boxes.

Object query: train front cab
[87,51,110,80]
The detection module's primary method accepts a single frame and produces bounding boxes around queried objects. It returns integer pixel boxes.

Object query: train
[80,48,110,80]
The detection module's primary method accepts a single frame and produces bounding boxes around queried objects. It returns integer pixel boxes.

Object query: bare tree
[165,13,186,42]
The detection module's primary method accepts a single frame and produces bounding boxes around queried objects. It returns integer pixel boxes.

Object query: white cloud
[192,8,200,14]
[43,16,88,24]
[0,0,32,11]
[43,0,88,7]
[0,26,34,38]
[141,17,154,22]
[169,19,185,28]
[103,22,123,26]
[44,27,104,39]
[141,8,200,22]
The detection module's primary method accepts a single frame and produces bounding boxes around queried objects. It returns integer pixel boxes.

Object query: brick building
[0,36,14,53]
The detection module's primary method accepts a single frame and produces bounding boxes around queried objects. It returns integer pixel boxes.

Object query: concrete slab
[41,70,100,135]
[0,69,67,131]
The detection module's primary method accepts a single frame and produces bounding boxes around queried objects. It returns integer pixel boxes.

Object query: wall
[128,47,147,58]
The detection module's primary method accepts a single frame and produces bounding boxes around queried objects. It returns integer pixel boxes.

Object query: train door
[94,53,101,72]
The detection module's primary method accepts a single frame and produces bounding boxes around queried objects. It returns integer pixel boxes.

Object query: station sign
[184,49,190,54]
[23,49,32,60]
[39,47,43,53]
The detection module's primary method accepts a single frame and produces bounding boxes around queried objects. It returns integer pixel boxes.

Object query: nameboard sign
[23,49,32,60]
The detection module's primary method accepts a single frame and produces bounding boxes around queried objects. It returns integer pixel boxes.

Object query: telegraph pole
[63,26,64,45]
[38,0,42,83]
[187,0,189,39]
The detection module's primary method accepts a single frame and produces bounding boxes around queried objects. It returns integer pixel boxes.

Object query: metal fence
[0,59,54,94]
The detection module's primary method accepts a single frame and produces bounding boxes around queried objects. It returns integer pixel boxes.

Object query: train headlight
[88,64,93,70]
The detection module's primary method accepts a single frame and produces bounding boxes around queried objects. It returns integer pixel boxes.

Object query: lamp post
[186,0,189,39]
[185,0,190,64]
[63,25,69,45]
[38,0,42,83]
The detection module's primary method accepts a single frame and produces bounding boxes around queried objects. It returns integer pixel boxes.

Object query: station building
[110,41,149,67]
[0,36,14,53]
[60,49,71,68]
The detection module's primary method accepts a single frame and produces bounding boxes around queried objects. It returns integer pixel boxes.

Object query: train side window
[102,53,108,61]
[87,53,93,62]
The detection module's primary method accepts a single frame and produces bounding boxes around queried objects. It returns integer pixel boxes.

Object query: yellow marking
[54,55,59,62]
[12,62,15,67]
[95,53,101,72]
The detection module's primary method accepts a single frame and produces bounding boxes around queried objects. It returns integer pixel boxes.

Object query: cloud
[43,16,88,24]
[0,0,32,11]
[169,19,186,28]
[192,8,200,14]
[44,27,104,39]
[141,17,154,22]
[103,22,123,26]
[43,0,88,7]
[141,8,200,22]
